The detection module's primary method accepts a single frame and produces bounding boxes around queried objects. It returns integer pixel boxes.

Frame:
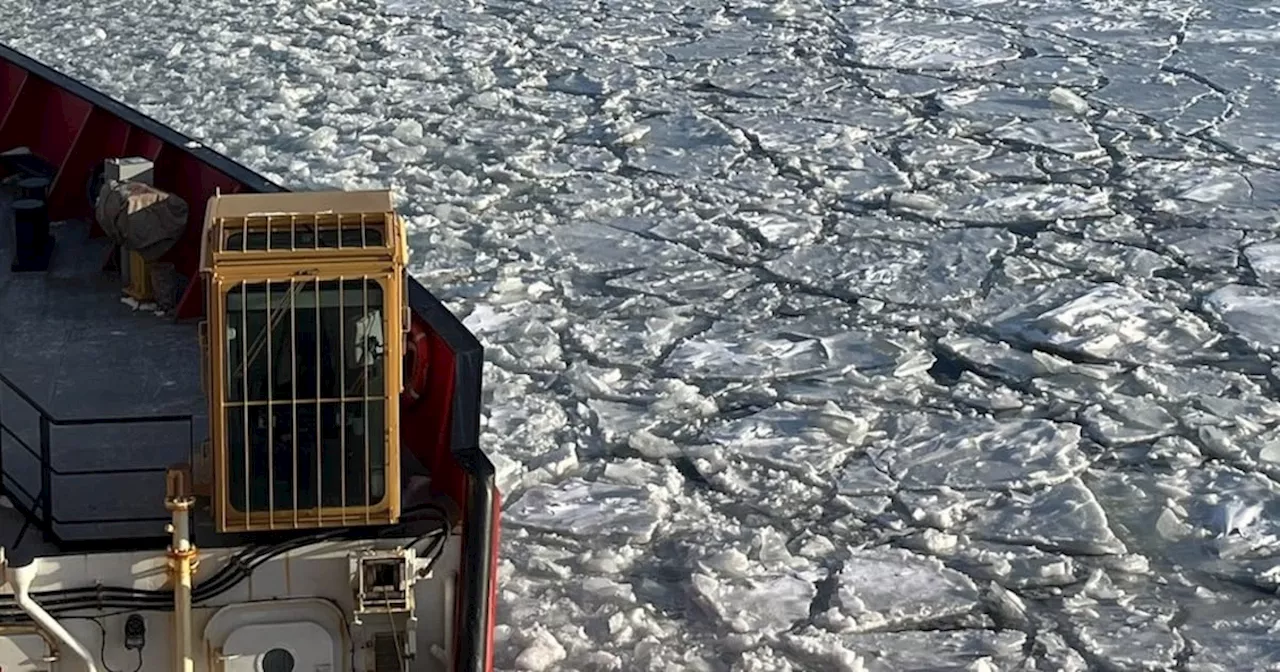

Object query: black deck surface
[0,190,207,551]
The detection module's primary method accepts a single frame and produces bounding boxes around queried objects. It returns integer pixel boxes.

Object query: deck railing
[0,369,195,547]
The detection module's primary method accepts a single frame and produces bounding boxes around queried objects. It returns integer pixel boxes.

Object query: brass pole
[165,467,198,672]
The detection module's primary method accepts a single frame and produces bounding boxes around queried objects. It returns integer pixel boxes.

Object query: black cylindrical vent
[17,176,50,201]
[11,198,52,272]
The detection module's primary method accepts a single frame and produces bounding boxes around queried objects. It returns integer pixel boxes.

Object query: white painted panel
[224,622,334,672]
[0,632,51,671]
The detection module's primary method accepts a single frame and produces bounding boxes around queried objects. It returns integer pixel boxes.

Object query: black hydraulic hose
[0,503,453,618]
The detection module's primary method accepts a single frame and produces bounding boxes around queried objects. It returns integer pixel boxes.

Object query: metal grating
[372,632,404,672]
[219,213,388,252]
[219,275,392,530]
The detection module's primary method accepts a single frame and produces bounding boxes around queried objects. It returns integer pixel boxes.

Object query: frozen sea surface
[4,0,1280,669]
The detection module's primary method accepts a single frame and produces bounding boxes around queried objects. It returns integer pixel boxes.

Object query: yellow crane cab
[197,189,411,533]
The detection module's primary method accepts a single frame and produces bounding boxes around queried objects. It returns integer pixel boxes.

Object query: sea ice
[690,570,819,635]
[961,477,1127,556]
[782,627,1025,671]
[704,403,874,478]
[1203,284,1280,354]
[879,414,1088,491]
[832,546,982,631]
[504,477,671,543]
[1000,283,1219,364]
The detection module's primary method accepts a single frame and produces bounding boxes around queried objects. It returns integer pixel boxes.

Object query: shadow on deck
[0,189,206,554]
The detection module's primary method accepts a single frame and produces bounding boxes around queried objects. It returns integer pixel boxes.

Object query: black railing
[0,370,195,547]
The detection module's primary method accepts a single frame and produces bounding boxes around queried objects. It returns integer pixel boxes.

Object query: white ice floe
[831,546,982,631]
[880,415,1088,491]
[782,627,1026,672]
[961,477,1128,556]
[664,320,934,382]
[690,570,818,635]
[703,402,875,478]
[1203,284,1280,353]
[927,183,1115,226]
[1003,283,1219,364]
[765,227,1018,307]
[850,26,1022,70]
[1243,241,1280,285]
[504,477,671,543]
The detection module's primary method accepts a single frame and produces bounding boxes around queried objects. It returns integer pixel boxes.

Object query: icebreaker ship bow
[0,42,499,672]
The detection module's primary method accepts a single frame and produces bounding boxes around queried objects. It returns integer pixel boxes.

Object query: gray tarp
[94,179,188,261]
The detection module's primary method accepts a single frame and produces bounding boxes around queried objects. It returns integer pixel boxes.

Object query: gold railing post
[165,466,197,672]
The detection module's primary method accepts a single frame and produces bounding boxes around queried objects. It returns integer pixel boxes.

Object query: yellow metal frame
[199,190,408,533]
[124,249,154,302]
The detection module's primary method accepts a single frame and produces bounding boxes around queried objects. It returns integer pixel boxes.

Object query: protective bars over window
[200,190,407,534]
[214,275,402,532]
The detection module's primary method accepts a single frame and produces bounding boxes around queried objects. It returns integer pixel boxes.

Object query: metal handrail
[0,369,195,543]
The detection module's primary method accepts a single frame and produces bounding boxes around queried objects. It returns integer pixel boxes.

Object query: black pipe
[453,449,497,672]
[10,198,53,272]
[17,176,49,201]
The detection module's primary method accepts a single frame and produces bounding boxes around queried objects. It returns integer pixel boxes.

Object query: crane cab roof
[199,189,406,274]
[206,189,395,219]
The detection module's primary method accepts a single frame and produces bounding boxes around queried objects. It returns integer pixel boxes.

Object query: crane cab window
[222,278,389,516]
[223,222,386,252]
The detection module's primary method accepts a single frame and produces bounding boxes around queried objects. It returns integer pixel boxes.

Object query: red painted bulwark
[0,60,248,295]
[0,77,91,172]
[0,61,26,131]
[51,107,129,221]
[486,489,502,671]
[400,315,466,507]
[153,146,243,277]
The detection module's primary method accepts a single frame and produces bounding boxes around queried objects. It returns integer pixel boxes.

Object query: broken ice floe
[664,321,932,382]
[1203,284,1280,354]
[686,457,835,518]
[703,403,875,478]
[999,282,1219,364]
[1244,241,1280,286]
[568,303,710,368]
[684,525,825,636]
[849,26,1021,70]
[1049,86,1091,116]
[505,477,670,543]
[1140,162,1280,230]
[625,111,746,179]
[690,570,819,635]
[1180,604,1280,672]
[721,113,871,172]
[835,453,896,498]
[513,220,685,274]
[830,546,982,631]
[879,414,1088,491]
[989,117,1105,160]
[950,540,1079,589]
[961,477,1127,556]
[782,627,1026,672]
[1066,596,1182,671]
[765,228,1017,307]
[1092,466,1280,589]
[938,335,1070,384]
[1032,232,1173,279]
[1080,394,1179,447]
